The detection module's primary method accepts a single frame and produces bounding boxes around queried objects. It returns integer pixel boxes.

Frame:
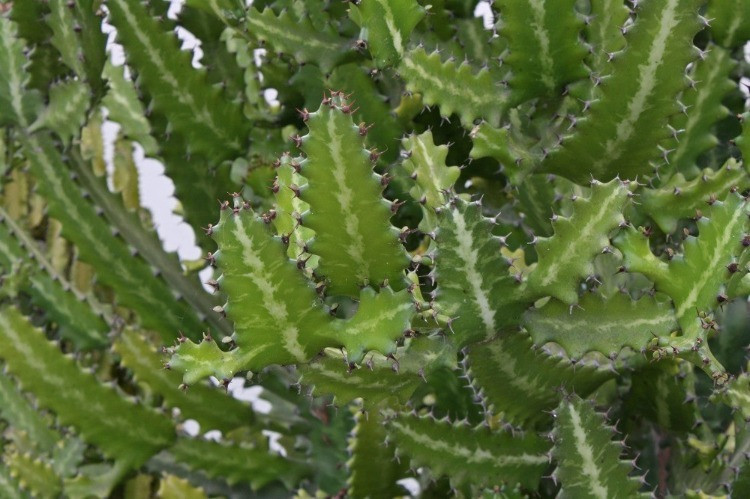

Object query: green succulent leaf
[524,179,630,304]
[399,47,505,126]
[465,332,613,425]
[540,0,703,182]
[584,0,630,76]
[0,16,43,127]
[434,198,528,347]
[300,95,409,296]
[706,0,750,48]
[29,79,89,144]
[350,0,424,68]
[5,451,62,498]
[552,395,645,498]
[102,62,159,156]
[401,130,460,212]
[169,437,310,490]
[157,474,208,499]
[22,133,204,342]
[0,464,25,499]
[347,407,407,498]
[114,332,255,433]
[614,192,750,334]
[0,214,109,349]
[469,123,533,183]
[640,159,750,233]
[0,374,59,454]
[299,352,421,407]
[107,0,248,159]
[496,0,587,104]
[665,44,736,177]
[524,292,678,359]
[387,413,551,489]
[245,8,352,72]
[0,308,176,468]
[624,362,698,432]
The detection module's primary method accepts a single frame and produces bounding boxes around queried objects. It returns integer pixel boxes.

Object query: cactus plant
[2,0,750,496]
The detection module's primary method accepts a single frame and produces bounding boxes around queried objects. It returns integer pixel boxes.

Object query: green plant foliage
[299,93,409,296]
[552,395,645,498]
[2,0,750,495]
[387,413,551,489]
[495,0,587,104]
[541,0,703,182]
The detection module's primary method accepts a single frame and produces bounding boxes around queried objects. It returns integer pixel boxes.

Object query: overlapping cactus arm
[299,94,409,296]
[665,45,736,177]
[641,159,750,233]
[552,395,645,498]
[469,123,534,183]
[584,0,629,76]
[401,131,460,215]
[495,0,587,104]
[524,179,630,304]
[465,332,613,425]
[525,292,678,359]
[0,17,41,127]
[350,0,423,68]
[625,363,699,432]
[540,0,702,182]
[0,465,24,499]
[29,80,89,145]
[169,437,310,490]
[158,474,208,499]
[0,375,58,454]
[347,407,407,498]
[102,62,159,156]
[272,153,315,262]
[707,0,750,48]
[107,0,247,159]
[0,215,109,349]
[387,413,550,489]
[299,351,421,407]
[615,192,750,334]
[433,199,527,346]
[399,48,505,126]
[47,0,83,77]
[245,8,352,72]
[192,199,331,371]
[5,451,61,498]
[22,134,204,341]
[331,287,414,361]
[0,308,176,468]
[66,144,229,336]
[114,333,254,434]
[713,372,750,421]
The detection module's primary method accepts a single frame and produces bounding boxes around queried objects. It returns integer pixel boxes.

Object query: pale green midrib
[451,208,497,339]
[374,0,404,57]
[591,0,681,171]
[401,51,501,109]
[1,20,28,127]
[528,0,555,91]
[110,0,240,149]
[247,11,339,53]
[535,187,622,289]
[231,216,307,361]
[392,420,548,466]
[322,114,368,281]
[674,204,746,321]
[568,404,608,499]
[0,310,174,452]
[68,150,230,336]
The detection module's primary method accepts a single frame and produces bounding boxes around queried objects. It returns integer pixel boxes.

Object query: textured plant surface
[2,0,750,497]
